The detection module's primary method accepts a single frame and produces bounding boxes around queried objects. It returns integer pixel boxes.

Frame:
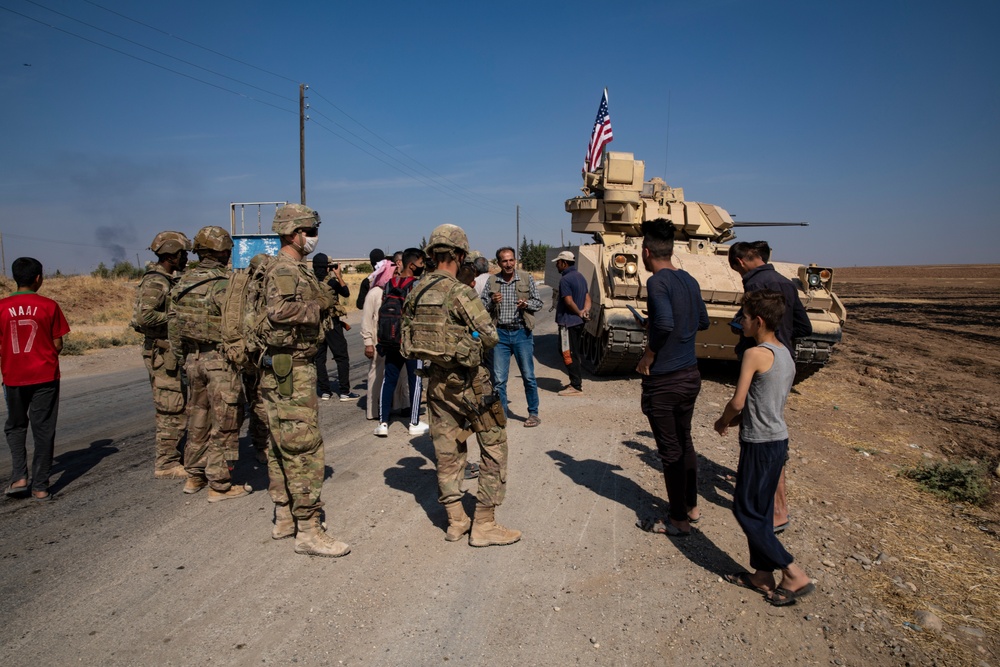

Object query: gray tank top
[740,342,795,443]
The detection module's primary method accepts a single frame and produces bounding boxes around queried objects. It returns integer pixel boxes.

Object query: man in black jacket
[729,241,812,533]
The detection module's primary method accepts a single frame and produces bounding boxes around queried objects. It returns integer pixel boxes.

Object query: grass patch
[61,327,144,355]
[903,460,991,505]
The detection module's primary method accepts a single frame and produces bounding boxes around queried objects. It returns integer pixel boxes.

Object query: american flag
[585,88,613,172]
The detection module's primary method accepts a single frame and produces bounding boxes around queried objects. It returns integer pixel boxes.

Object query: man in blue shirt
[635,219,710,537]
[553,250,591,396]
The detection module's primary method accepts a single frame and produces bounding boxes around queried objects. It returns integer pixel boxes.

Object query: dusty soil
[1,268,997,666]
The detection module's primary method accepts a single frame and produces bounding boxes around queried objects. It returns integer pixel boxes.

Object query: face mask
[411,265,424,277]
[301,234,319,255]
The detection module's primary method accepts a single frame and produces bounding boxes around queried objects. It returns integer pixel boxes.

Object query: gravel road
[0,283,957,666]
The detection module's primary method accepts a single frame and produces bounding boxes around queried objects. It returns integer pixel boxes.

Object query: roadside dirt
[1,268,997,666]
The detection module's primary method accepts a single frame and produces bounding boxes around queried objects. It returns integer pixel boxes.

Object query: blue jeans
[379,347,421,425]
[492,328,539,416]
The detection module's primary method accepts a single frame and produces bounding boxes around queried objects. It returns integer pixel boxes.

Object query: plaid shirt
[480,271,543,327]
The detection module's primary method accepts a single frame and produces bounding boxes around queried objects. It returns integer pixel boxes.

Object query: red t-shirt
[0,291,71,387]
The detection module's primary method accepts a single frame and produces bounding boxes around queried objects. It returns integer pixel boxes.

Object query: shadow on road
[546,448,743,577]
[383,455,447,532]
[620,435,737,512]
[48,438,119,495]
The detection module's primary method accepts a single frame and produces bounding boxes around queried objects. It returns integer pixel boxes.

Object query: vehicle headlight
[612,253,639,276]
[808,273,822,288]
[625,262,638,275]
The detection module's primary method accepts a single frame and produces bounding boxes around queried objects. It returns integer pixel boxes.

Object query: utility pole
[515,205,520,269]
[0,232,5,277]
[300,83,308,205]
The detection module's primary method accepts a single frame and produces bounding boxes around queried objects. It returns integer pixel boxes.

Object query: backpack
[220,254,275,369]
[377,276,416,349]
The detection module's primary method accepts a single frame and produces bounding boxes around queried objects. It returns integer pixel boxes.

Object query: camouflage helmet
[149,231,192,255]
[272,203,321,236]
[425,224,469,254]
[465,249,483,265]
[193,225,234,252]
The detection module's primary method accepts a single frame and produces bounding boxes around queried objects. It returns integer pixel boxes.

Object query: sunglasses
[297,227,319,237]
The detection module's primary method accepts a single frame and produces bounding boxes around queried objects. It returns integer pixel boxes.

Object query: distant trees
[92,261,143,279]
[518,237,551,272]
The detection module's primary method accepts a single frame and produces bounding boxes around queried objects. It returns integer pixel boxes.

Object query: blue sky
[1,0,998,273]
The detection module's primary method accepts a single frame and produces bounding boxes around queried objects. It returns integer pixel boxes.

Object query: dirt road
[1,274,996,666]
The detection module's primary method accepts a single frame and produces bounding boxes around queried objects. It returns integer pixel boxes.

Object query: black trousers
[734,438,794,571]
[565,324,584,390]
[314,321,350,393]
[4,380,60,492]
[641,365,701,523]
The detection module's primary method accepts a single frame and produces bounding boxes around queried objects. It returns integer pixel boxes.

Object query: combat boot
[183,475,207,494]
[444,501,472,542]
[207,484,250,503]
[155,465,187,480]
[294,516,350,558]
[272,503,296,540]
[469,505,521,547]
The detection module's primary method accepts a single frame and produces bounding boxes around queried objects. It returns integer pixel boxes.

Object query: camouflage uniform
[259,251,329,521]
[134,263,187,473]
[403,223,520,546]
[168,255,243,493]
[411,273,507,506]
[243,369,270,460]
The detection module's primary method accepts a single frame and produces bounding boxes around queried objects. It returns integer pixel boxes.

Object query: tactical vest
[131,268,173,338]
[402,275,482,369]
[488,270,536,330]
[262,257,324,353]
[171,267,227,343]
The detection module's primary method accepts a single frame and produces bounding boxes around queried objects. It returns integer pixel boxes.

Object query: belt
[496,323,524,330]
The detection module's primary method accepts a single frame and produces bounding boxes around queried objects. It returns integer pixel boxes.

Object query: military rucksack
[377,276,416,349]
[220,254,275,369]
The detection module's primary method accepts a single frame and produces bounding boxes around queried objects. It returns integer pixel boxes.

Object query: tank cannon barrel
[731,222,809,227]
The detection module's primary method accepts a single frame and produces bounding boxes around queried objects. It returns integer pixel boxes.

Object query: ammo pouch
[156,340,178,372]
[272,353,294,397]
[468,393,507,432]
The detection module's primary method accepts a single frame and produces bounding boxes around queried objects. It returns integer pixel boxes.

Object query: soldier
[168,226,249,502]
[133,231,191,479]
[401,224,520,547]
[259,203,349,558]
[244,254,272,465]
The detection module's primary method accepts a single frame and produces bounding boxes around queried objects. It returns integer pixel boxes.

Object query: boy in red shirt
[1,257,70,500]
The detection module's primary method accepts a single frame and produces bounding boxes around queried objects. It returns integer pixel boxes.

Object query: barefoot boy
[714,290,814,605]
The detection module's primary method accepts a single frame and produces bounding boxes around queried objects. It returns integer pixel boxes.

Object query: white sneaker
[374,422,389,437]
[408,421,430,436]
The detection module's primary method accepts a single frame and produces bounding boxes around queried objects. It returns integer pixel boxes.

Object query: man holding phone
[481,247,543,427]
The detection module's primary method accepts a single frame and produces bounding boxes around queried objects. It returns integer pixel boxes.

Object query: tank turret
[547,151,846,376]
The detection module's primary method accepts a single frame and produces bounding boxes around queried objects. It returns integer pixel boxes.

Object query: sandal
[635,517,690,537]
[723,572,772,595]
[767,583,815,606]
[5,483,29,496]
[523,415,541,428]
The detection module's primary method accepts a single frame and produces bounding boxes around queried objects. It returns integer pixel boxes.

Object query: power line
[0,4,297,116]
[310,87,512,210]
[22,0,295,104]
[81,0,300,85]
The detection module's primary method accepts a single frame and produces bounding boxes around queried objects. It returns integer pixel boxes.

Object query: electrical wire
[0,4,297,115]
[22,0,294,104]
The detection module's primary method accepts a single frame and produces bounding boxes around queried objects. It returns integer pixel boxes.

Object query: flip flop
[767,583,815,606]
[32,492,52,502]
[773,519,790,534]
[635,517,690,537]
[5,483,29,496]
[723,572,772,595]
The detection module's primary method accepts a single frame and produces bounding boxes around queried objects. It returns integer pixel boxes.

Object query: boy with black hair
[715,290,814,606]
[1,257,70,500]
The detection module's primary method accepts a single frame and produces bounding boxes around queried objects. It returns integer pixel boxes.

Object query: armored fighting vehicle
[546,151,846,375]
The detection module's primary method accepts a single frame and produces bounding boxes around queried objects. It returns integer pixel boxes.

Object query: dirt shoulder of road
[5,265,997,666]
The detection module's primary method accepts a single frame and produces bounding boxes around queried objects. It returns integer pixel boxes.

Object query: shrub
[354,263,373,275]
[904,460,991,505]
